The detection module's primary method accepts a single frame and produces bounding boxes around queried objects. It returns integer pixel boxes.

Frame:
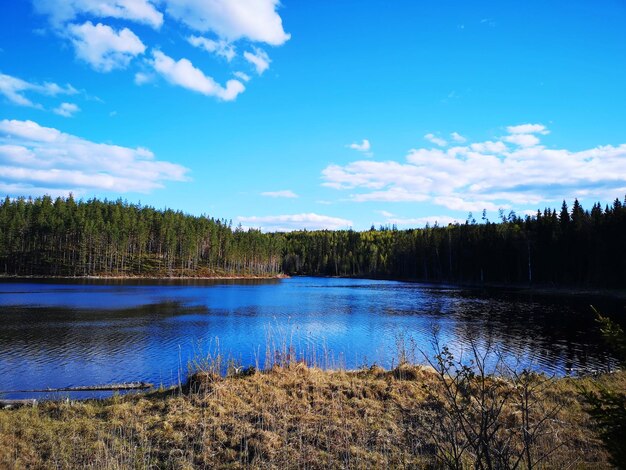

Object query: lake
[0,277,623,399]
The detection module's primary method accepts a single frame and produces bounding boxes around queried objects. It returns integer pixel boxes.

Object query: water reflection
[0,277,623,399]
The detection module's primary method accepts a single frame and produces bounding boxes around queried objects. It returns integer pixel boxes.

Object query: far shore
[0,273,289,281]
[2,272,626,300]
[289,273,626,300]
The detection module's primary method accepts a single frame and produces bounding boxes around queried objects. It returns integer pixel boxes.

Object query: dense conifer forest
[0,195,283,277]
[1,195,626,288]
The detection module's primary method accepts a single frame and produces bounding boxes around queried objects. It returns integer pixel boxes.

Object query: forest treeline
[1,195,626,287]
[0,195,283,277]
[284,198,626,288]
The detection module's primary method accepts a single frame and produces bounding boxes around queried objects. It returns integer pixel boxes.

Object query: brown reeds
[0,329,619,469]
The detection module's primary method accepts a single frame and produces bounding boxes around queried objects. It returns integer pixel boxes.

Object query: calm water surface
[0,277,623,399]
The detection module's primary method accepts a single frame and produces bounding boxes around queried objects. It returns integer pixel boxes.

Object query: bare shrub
[423,331,563,469]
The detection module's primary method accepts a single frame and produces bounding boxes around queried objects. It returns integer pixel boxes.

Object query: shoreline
[289,273,626,300]
[2,362,621,405]
[0,273,289,281]
[0,364,619,467]
[2,272,626,299]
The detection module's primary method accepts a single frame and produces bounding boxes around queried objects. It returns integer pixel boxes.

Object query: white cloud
[32,0,289,100]
[243,47,271,75]
[134,72,153,85]
[507,123,549,135]
[187,35,236,61]
[68,22,146,72]
[348,139,372,156]
[53,102,80,117]
[386,215,462,227]
[234,71,251,82]
[433,196,503,212]
[30,0,291,104]
[470,140,507,153]
[450,132,466,143]
[163,0,290,45]
[33,0,163,29]
[0,183,77,199]
[261,190,298,198]
[0,72,77,108]
[0,119,188,196]
[322,124,626,213]
[503,133,540,147]
[237,213,352,232]
[375,210,394,218]
[150,50,245,101]
[323,160,428,191]
[0,119,61,142]
[349,140,371,152]
[351,187,429,203]
[424,133,447,147]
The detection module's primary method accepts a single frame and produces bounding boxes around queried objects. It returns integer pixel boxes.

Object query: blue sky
[1,0,626,231]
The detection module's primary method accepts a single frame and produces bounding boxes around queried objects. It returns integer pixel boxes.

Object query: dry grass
[0,364,620,469]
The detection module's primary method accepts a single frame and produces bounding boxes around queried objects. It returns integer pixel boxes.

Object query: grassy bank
[1,364,621,469]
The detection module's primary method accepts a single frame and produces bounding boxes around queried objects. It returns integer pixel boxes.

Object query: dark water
[0,277,623,400]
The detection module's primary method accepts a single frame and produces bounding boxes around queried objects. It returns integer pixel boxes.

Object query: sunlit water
[0,277,623,399]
